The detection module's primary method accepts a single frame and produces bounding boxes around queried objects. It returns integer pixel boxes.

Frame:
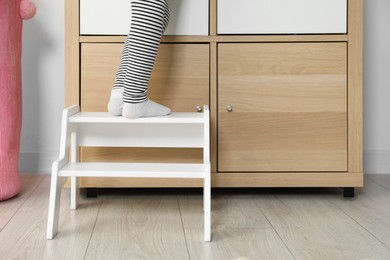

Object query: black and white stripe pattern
[113,0,169,103]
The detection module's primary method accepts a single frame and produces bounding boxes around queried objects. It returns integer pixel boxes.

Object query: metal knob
[196,106,203,112]
[226,105,233,112]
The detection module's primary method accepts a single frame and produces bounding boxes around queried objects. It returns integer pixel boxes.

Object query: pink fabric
[0,0,35,201]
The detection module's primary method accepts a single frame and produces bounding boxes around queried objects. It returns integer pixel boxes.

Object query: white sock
[122,99,171,119]
[107,88,123,116]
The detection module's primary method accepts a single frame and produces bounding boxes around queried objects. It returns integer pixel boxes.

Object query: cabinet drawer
[81,43,209,112]
[80,0,209,35]
[218,0,347,34]
[218,43,348,172]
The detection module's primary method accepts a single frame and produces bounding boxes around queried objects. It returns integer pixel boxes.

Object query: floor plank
[0,176,102,260]
[256,190,390,259]
[329,178,390,248]
[179,192,272,229]
[85,193,189,260]
[0,174,45,230]
[185,227,294,260]
[367,174,390,190]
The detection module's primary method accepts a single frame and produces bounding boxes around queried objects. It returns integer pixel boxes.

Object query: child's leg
[106,38,131,115]
[107,21,134,116]
[108,0,170,118]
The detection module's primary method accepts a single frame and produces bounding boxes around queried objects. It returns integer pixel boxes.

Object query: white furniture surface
[47,105,211,241]
[80,0,209,35]
[218,0,347,34]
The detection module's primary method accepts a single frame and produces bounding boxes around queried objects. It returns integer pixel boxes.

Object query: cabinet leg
[86,188,98,198]
[343,187,355,198]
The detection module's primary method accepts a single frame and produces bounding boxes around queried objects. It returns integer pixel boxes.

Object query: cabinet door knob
[196,106,203,112]
[227,105,233,112]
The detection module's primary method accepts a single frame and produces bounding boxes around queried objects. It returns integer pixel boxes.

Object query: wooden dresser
[65,0,363,195]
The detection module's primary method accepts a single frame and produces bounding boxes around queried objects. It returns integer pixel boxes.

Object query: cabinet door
[80,0,209,35]
[218,43,347,172]
[81,43,209,166]
[218,0,347,34]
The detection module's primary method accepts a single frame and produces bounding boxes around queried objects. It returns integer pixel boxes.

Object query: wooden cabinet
[218,43,347,172]
[65,0,363,190]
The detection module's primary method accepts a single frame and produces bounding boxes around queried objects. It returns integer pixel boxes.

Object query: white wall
[363,0,390,173]
[19,0,390,174]
[20,0,64,173]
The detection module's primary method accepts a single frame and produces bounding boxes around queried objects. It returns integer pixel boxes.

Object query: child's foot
[122,99,171,119]
[107,88,123,116]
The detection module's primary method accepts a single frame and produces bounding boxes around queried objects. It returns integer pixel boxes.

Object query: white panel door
[218,0,347,34]
[80,0,209,35]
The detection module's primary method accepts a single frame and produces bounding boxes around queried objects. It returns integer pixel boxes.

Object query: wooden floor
[1,174,390,259]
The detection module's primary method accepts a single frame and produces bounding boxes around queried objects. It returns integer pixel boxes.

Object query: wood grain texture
[212,172,363,187]
[256,190,390,259]
[210,42,218,173]
[179,193,271,229]
[209,0,217,36]
[0,174,45,230]
[79,171,364,188]
[185,228,295,260]
[84,194,189,260]
[218,43,348,172]
[329,178,390,248]
[65,0,79,106]
[81,43,209,112]
[0,176,102,259]
[79,35,348,43]
[1,174,388,258]
[347,0,364,173]
[81,147,203,164]
[79,177,203,188]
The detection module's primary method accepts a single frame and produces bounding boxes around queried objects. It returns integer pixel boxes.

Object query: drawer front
[80,0,209,35]
[218,0,347,34]
[81,43,209,112]
[218,43,348,172]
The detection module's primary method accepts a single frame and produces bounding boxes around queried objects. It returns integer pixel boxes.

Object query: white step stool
[47,105,211,241]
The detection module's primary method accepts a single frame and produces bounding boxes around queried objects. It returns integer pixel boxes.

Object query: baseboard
[19,152,57,174]
[364,150,390,174]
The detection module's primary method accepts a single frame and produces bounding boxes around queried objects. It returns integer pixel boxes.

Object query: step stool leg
[204,174,211,242]
[70,132,79,209]
[70,177,79,210]
[47,174,66,239]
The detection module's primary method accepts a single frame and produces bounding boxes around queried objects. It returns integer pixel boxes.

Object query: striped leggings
[113,0,170,104]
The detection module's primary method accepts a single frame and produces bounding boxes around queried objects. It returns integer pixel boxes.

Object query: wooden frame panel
[347,0,364,174]
[65,0,79,107]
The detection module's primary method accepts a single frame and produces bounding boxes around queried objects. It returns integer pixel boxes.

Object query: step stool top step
[69,112,205,124]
